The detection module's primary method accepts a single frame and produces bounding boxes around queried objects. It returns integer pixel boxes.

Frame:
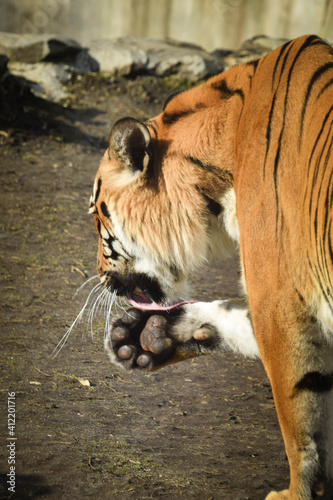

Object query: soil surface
[0,73,289,499]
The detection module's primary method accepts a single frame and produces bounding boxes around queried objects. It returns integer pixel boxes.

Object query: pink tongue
[129,291,197,311]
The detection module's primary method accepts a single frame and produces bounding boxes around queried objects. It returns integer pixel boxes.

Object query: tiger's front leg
[104,298,259,370]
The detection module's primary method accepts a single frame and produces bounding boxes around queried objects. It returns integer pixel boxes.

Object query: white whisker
[114,294,128,315]
[53,274,135,357]
[96,288,108,318]
[72,274,99,299]
[86,287,102,328]
[102,288,111,318]
[104,290,115,341]
[52,281,103,357]
[87,287,108,338]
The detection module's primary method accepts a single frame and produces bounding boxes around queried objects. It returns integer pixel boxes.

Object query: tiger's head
[89,81,241,310]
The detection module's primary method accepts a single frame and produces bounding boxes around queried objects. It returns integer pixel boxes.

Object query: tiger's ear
[109,118,151,174]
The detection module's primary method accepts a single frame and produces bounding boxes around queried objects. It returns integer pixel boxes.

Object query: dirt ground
[0,72,289,499]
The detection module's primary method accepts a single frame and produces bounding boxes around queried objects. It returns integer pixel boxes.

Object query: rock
[146,38,224,80]
[49,48,99,75]
[8,61,73,102]
[1,34,305,106]
[220,35,289,69]
[89,37,224,80]
[68,49,99,74]
[0,32,81,63]
[0,54,9,78]
[89,38,147,76]
[0,32,99,103]
[240,35,289,53]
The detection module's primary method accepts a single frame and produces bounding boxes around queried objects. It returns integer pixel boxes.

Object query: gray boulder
[89,38,147,76]
[1,33,302,105]
[0,33,99,103]
[219,35,289,69]
[89,37,224,80]
[8,61,73,102]
[0,32,82,63]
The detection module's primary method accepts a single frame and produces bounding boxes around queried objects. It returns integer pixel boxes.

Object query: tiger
[88,35,333,499]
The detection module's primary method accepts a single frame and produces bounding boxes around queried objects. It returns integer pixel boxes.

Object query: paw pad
[108,309,175,369]
[193,324,217,342]
[140,316,173,355]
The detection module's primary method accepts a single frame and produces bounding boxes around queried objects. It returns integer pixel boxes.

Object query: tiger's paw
[105,308,177,370]
[104,307,217,370]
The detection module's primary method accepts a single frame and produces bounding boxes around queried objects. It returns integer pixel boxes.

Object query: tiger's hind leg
[250,293,333,500]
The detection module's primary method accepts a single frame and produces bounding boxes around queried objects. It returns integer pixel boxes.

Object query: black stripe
[206,197,222,217]
[200,192,222,216]
[266,48,301,175]
[162,103,206,125]
[211,79,245,103]
[100,201,111,219]
[187,156,233,183]
[270,43,294,225]
[104,230,120,261]
[273,132,282,233]
[309,119,333,233]
[247,74,253,90]
[246,59,259,72]
[303,107,333,220]
[162,90,184,111]
[275,42,294,88]
[315,132,333,236]
[328,219,333,266]
[317,78,333,101]
[94,177,102,204]
[96,205,122,261]
[104,249,119,261]
[273,36,318,237]
[271,40,293,90]
[96,217,101,234]
[311,38,332,48]
[313,132,333,293]
[246,61,259,91]
[295,288,305,303]
[300,63,333,143]
[307,250,332,310]
[308,106,333,171]
[263,92,277,179]
[294,372,333,394]
[286,36,318,83]
[322,178,332,268]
